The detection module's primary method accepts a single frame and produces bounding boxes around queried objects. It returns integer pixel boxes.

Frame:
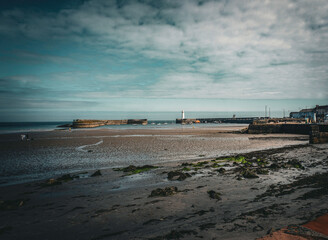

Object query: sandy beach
[0,126,327,239]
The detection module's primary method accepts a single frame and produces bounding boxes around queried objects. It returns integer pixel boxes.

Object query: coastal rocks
[167,171,191,181]
[91,170,102,177]
[241,169,259,179]
[217,168,226,174]
[149,186,178,197]
[256,168,269,175]
[57,174,74,181]
[235,167,259,179]
[150,230,197,239]
[207,190,222,200]
[113,165,157,175]
[269,160,304,170]
[287,159,304,169]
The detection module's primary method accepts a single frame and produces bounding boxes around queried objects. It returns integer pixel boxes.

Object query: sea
[0,111,282,134]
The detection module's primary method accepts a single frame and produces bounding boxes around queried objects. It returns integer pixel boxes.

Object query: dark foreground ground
[0,141,327,239]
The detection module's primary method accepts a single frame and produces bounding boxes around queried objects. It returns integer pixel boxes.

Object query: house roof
[316,105,328,109]
[300,108,314,112]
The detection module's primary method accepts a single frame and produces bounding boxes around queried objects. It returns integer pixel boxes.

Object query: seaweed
[113,165,158,175]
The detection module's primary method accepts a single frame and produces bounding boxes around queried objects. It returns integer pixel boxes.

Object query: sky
[0,0,327,121]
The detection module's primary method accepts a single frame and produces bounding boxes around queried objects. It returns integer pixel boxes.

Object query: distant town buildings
[290,105,328,123]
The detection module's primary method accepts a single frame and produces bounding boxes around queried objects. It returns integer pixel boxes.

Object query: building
[290,108,316,122]
[315,105,328,123]
[290,105,328,123]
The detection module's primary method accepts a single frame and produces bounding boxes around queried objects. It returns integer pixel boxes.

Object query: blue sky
[0,0,327,121]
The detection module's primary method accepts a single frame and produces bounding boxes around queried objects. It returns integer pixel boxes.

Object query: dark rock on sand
[287,159,305,169]
[256,168,269,175]
[167,171,191,181]
[217,167,226,174]
[57,174,74,182]
[150,229,197,240]
[91,170,102,177]
[149,186,178,197]
[239,168,259,178]
[113,165,157,174]
[207,190,222,200]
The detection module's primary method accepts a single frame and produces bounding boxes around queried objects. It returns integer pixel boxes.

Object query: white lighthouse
[182,110,185,119]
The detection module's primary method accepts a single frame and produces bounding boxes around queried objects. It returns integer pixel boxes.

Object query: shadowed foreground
[0,130,327,239]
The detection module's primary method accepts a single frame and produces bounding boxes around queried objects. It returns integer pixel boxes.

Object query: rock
[44,178,62,186]
[253,225,264,232]
[207,190,222,200]
[181,162,192,166]
[217,168,226,174]
[242,169,259,178]
[287,159,304,169]
[167,171,191,181]
[91,170,102,177]
[256,168,269,175]
[114,165,157,174]
[149,186,178,197]
[57,174,73,182]
[269,163,280,169]
[267,227,276,234]
[237,176,244,181]
[123,165,137,172]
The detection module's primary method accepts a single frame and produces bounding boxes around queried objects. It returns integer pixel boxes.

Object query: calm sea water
[0,111,282,134]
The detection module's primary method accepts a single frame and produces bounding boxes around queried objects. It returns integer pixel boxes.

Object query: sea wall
[72,119,147,128]
[247,123,328,144]
[247,124,312,134]
[310,125,328,144]
[176,117,257,124]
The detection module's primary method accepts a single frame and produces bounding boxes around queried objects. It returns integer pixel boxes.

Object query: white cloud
[0,0,327,100]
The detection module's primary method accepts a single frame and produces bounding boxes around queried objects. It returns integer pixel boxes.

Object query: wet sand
[0,126,308,184]
[0,127,327,239]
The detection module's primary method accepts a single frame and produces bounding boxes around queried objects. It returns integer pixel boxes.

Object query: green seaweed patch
[113,165,158,175]
[257,158,268,166]
[287,160,305,170]
[210,163,219,168]
[192,161,209,167]
[181,167,191,171]
[226,156,246,163]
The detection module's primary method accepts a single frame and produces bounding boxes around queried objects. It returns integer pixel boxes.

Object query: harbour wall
[72,119,148,128]
[176,118,257,124]
[247,123,328,144]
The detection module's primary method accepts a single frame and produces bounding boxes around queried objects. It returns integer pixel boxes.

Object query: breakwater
[176,117,257,124]
[71,119,148,128]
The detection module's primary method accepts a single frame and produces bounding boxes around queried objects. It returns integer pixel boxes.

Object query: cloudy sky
[0,0,327,121]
